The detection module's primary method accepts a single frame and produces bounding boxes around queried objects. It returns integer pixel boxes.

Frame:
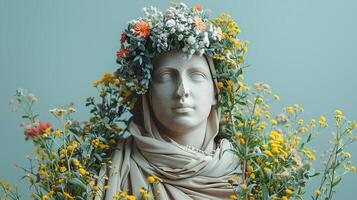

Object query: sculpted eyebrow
[187,67,210,75]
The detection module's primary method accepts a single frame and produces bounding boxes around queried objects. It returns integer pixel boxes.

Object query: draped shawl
[95,55,241,199]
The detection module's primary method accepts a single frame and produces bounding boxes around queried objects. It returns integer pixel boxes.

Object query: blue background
[1,0,356,198]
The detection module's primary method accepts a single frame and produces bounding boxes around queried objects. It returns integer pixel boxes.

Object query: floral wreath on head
[114,2,249,118]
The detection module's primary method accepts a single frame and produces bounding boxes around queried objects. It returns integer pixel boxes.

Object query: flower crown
[115,2,248,97]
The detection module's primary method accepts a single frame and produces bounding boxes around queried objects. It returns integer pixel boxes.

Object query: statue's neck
[157,119,208,149]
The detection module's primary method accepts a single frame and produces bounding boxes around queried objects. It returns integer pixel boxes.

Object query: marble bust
[95,50,241,200]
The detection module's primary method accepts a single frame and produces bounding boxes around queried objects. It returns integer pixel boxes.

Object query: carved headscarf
[95,55,241,200]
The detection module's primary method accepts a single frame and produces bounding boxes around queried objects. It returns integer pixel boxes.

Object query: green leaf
[307,133,312,143]
[332,177,342,187]
[262,187,269,200]
[336,148,343,154]
[68,178,87,190]
[309,172,320,178]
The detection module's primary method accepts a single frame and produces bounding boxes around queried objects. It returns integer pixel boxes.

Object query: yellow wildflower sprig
[312,110,357,200]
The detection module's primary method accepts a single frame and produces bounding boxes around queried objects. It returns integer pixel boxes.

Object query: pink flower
[193,17,206,32]
[39,121,52,134]
[24,120,52,138]
[25,127,40,138]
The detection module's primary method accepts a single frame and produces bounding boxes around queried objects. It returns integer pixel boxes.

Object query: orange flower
[193,17,206,32]
[194,5,203,11]
[134,21,150,37]
[116,48,129,58]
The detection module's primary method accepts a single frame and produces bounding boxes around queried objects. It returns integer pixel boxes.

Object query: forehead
[153,51,210,72]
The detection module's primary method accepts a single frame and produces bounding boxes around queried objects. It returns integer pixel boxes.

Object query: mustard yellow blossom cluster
[212,13,248,68]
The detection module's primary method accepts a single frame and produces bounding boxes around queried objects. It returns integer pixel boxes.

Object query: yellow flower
[216,81,224,89]
[92,80,101,87]
[127,195,136,200]
[250,173,255,179]
[72,159,81,167]
[62,192,74,200]
[263,150,273,157]
[287,107,294,114]
[351,166,356,172]
[229,194,238,200]
[242,47,248,53]
[34,147,41,154]
[78,168,87,176]
[147,176,156,184]
[270,119,278,125]
[343,152,351,159]
[314,189,321,196]
[282,196,288,200]
[319,116,327,126]
[310,119,316,127]
[92,185,99,191]
[59,166,67,173]
[256,97,264,104]
[272,147,279,154]
[273,95,280,101]
[53,130,60,136]
[67,145,74,152]
[335,109,343,115]
[139,187,146,194]
[263,167,272,175]
[240,183,247,190]
[285,188,293,195]
[246,166,253,173]
[298,119,304,125]
[143,193,151,199]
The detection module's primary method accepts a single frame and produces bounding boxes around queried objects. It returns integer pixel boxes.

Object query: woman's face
[149,50,216,133]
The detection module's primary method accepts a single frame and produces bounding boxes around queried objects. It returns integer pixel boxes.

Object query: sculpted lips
[172,103,194,113]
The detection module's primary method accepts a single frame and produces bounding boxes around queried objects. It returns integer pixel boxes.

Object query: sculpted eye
[190,72,207,81]
[158,72,174,81]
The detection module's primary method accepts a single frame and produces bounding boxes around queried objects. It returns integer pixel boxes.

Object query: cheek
[192,83,215,102]
[150,84,174,107]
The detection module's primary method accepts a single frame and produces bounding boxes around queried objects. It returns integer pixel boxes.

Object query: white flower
[187,36,196,45]
[166,19,176,27]
[178,34,184,41]
[182,46,188,52]
[27,93,37,102]
[177,24,185,32]
[194,27,200,35]
[203,32,209,47]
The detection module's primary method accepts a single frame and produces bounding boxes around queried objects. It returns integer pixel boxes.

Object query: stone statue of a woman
[94,3,245,199]
[95,50,241,200]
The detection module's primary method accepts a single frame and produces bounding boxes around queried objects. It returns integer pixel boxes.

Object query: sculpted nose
[175,78,189,98]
